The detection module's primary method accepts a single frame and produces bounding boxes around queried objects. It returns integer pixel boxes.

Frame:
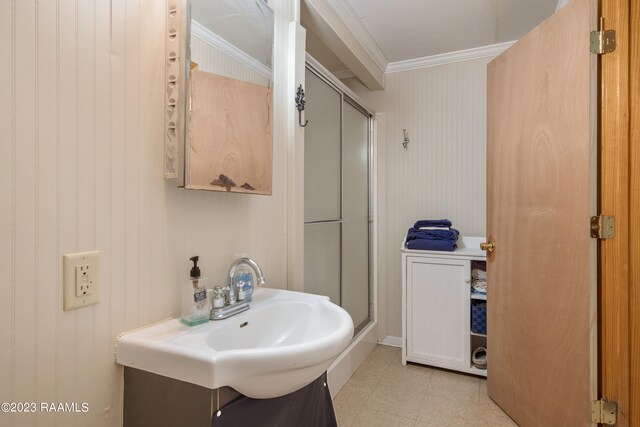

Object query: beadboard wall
[191,33,270,86]
[0,0,296,426]
[345,57,490,339]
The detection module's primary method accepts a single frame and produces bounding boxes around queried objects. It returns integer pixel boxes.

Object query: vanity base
[123,367,337,427]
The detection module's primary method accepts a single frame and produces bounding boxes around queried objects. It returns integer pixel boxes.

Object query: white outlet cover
[63,251,100,310]
[75,264,93,297]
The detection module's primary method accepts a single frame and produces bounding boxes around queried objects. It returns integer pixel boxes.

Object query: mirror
[184,0,274,194]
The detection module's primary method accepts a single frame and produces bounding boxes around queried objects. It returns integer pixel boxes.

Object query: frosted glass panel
[342,218,369,327]
[342,101,369,221]
[341,101,370,328]
[304,223,341,304]
[304,70,341,222]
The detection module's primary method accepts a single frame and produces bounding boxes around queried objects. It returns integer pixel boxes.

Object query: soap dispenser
[181,256,211,326]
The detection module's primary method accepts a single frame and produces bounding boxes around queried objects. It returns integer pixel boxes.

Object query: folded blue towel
[407,228,460,242]
[406,239,457,252]
[414,219,452,229]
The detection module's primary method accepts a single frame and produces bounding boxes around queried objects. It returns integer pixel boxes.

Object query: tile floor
[332,345,517,427]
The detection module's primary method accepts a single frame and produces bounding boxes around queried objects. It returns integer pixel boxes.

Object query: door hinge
[591,17,616,54]
[591,215,615,239]
[591,399,617,425]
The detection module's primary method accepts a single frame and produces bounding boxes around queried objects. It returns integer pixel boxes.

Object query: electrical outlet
[63,251,99,310]
[75,264,93,296]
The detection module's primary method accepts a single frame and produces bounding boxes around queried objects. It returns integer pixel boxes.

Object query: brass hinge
[591,215,615,239]
[591,17,616,54]
[591,399,617,425]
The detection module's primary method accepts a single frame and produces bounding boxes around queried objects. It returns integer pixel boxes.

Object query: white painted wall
[345,57,491,340]
[0,0,297,425]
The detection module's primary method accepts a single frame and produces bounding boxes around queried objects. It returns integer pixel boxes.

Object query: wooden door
[630,1,640,421]
[600,1,639,424]
[486,0,596,425]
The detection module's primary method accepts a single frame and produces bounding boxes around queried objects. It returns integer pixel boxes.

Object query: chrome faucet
[210,257,266,321]
[227,257,266,289]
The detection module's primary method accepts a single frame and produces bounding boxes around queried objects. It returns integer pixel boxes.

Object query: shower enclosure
[303,63,372,333]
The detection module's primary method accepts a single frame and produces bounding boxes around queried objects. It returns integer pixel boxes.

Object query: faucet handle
[236,280,247,301]
[212,286,226,309]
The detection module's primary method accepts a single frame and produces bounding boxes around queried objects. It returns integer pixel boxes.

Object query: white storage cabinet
[401,236,487,377]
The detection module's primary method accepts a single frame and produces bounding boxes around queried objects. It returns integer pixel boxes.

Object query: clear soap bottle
[181,256,211,326]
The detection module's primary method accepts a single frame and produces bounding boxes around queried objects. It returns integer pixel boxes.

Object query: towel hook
[402,129,410,149]
[295,84,309,127]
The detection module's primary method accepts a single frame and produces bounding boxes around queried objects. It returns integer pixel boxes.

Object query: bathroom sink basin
[116,288,353,398]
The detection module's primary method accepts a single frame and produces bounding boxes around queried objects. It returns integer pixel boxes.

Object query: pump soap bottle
[181,256,211,326]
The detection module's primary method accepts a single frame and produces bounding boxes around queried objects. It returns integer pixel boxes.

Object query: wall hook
[403,129,410,149]
[295,84,309,127]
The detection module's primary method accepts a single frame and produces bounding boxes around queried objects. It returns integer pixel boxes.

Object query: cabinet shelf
[468,365,487,374]
[471,331,487,338]
[470,292,487,300]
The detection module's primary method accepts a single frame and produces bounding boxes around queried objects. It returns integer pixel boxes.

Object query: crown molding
[333,68,356,79]
[190,20,272,79]
[385,41,516,73]
[324,0,389,71]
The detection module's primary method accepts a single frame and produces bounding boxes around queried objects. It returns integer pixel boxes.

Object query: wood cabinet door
[486,0,596,425]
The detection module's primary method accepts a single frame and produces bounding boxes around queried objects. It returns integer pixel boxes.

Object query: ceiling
[303,0,567,72]
[342,0,558,63]
[191,0,274,68]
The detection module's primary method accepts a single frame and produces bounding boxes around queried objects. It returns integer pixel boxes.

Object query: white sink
[116,288,354,398]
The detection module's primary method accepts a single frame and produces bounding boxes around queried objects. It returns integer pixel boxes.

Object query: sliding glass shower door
[303,68,342,305]
[303,66,371,332]
[341,101,370,329]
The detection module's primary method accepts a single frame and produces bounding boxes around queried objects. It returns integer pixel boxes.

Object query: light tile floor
[332,345,517,427]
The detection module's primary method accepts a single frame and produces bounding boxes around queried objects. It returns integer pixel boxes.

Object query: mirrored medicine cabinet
[164,0,275,195]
